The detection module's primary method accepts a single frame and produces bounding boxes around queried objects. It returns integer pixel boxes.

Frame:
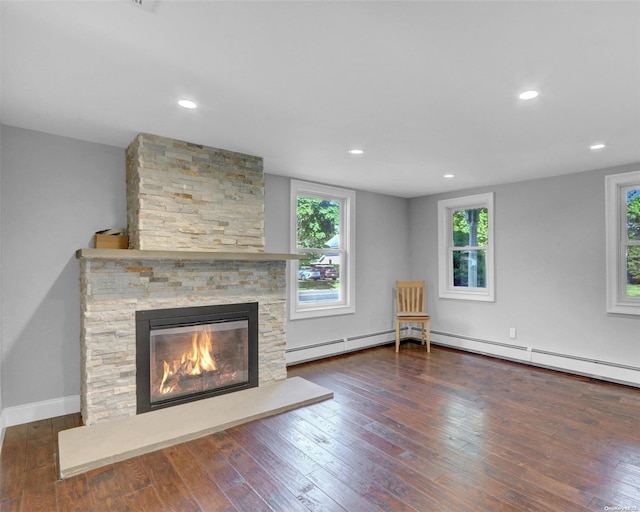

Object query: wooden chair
[395,280,430,353]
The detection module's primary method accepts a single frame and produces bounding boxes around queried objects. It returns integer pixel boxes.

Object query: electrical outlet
[509,327,517,339]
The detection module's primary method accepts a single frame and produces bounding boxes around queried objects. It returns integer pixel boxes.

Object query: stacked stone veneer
[126,133,265,252]
[79,133,288,426]
[79,257,286,425]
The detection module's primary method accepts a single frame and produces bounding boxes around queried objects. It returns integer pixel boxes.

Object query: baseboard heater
[286,329,401,353]
[286,328,401,365]
[430,329,640,388]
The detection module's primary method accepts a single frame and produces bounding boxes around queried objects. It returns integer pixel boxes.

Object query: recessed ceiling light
[348,149,364,155]
[590,143,606,150]
[178,99,197,109]
[443,173,455,179]
[519,90,539,100]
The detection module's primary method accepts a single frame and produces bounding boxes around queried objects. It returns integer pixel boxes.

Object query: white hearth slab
[58,376,332,478]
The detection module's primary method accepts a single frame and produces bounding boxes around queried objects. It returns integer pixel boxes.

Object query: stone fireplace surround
[77,133,299,426]
[77,251,293,425]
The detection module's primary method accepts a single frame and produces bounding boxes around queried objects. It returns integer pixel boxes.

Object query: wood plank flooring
[2,344,640,511]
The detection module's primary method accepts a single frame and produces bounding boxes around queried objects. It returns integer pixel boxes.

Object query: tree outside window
[438,193,495,302]
[290,180,355,319]
[296,196,342,304]
[605,171,640,315]
[625,188,640,298]
[452,207,488,288]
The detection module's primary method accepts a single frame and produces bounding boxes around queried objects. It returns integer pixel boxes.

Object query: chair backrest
[396,280,426,314]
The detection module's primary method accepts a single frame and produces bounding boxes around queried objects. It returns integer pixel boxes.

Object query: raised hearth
[59,376,333,478]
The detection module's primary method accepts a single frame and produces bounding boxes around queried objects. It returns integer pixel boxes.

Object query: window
[290,180,355,319]
[606,171,640,315]
[438,193,495,301]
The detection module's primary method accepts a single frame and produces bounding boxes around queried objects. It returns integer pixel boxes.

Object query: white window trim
[438,192,495,302]
[289,180,355,320]
[605,170,640,316]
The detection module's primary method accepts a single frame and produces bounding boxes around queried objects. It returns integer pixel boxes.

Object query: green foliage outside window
[627,189,640,240]
[626,190,640,295]
[296,197,340,248]
[295,196,342,302]
[453,208,488,246]
[452,208,488,287]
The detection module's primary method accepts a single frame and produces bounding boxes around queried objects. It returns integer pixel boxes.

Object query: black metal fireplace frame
[135,302,258,414]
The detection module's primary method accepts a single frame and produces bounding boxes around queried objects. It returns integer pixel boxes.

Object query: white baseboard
[430,330,640,388]
[286,330,397,365]
[529,350,640,387]
[2,395,80,428]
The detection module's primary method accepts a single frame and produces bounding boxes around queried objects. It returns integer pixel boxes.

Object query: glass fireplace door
[149,320,249,405]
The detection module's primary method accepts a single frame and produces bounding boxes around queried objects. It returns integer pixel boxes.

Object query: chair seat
[396,312,430,318]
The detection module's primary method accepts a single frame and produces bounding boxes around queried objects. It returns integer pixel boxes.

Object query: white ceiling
[2,1,639,198]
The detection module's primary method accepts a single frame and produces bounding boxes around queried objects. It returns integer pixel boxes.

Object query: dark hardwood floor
[2,344,640,511]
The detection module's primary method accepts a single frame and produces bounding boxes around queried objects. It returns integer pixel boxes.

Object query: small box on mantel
[94,232,129,249]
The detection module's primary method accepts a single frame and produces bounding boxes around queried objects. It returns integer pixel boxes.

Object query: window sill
[607,302,640,316]
[439,289,495,302]
[289,303,355,320]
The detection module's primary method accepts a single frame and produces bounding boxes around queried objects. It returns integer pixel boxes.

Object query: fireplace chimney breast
[126,133,265,252]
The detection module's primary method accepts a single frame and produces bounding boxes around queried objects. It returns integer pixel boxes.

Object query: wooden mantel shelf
[76,248,301,262]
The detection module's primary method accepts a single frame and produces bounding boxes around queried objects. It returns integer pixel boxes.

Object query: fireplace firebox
[136,302,258,414]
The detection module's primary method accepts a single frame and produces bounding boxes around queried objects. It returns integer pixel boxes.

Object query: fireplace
[136,302,259,414]
[78,134,291,425]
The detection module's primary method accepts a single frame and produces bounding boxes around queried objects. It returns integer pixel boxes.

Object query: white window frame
[289,180,355,320]
[605,170,640,316]
[438,192,495,302]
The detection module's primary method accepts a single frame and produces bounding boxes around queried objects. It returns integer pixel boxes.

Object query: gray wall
[1,126,126,409]
[409,166,640,380]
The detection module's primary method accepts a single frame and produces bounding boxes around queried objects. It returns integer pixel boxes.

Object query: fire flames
[158,328,217,394]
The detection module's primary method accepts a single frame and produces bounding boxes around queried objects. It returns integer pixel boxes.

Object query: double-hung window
[438,193,495,301]
[605,171,640,315]
[290,180,355,319]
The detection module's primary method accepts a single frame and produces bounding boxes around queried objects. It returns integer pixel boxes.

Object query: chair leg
[426,318,431,353]
[421,322,425,346]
